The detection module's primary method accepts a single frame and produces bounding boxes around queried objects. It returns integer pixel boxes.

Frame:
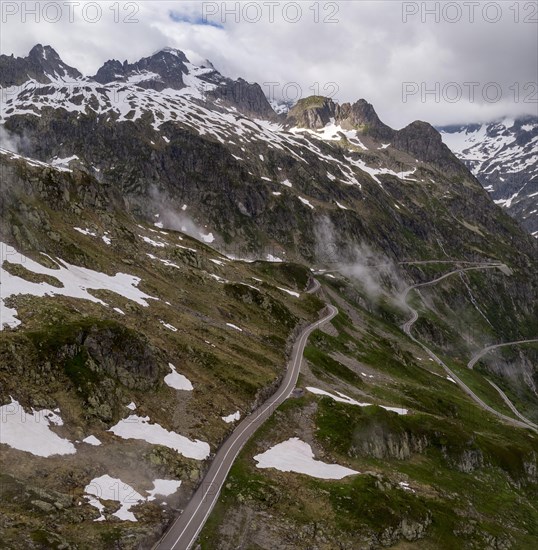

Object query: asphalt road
[400,265,537,432]
[154,280,336,550]
[400,265,499,334]
[467,339,538,370]
[486,379,538,429]
[155,267,536,549]
[467,340,538,429]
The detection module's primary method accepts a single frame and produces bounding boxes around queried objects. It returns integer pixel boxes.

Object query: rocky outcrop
[446,448,485,473]
[208,78,277,119]
[286,96,468,175]
[351,424,428,460]
[9,320,167,421]
[286,96,338,129]
[394,120,469,177]
[76,324,164,389]
[378,515,432,546]
[0,44,82,86]
[338,99,394,140]
[93,49,190,90]
[285,97,392,137]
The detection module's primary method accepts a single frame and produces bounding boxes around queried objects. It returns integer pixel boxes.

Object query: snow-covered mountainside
[439,118,538,238]
[1,45,482,262]
[0,44,275,120]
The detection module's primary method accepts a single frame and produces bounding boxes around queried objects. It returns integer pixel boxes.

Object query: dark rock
[0,44,82,86]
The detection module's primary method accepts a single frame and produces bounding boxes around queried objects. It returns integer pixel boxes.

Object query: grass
[0,195,336,549]
[201,382,538,549]
[304,344,364,385]
[4,161,538,549]
[289,95,328,112]
[2,261,64,287]
[445,359,518,419]
[199,276,538,548]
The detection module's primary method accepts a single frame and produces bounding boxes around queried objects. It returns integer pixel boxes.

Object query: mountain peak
[28,44,60,61]
[286,96,338,129]
[285,95,391,137]
[0,44,81,86]
[338,99,392,138]
[92,49,191,89]
[156,47,188,60]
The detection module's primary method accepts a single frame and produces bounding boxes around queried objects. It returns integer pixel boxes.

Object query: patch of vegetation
[304,344,363,385]
[62,349,99,399]
[289,95,328,112]
[254,261,311,290]
[2,261,63,287]
[224,282,298,328]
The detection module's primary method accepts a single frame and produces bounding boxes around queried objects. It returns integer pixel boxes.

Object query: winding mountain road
[467,339,538,370]
[486,380,538,429]
[467,340,538,429]
[156,266,536,549]
[401,265,537,432]
[154,278,335,550]
[401,265,499,334]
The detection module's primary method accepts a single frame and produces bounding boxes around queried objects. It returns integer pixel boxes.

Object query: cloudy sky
[1,0,536,127]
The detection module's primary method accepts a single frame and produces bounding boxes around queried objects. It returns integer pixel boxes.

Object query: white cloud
[1,1,535,127]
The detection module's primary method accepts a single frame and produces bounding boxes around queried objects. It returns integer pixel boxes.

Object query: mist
[0,126,28,155]
[314,216,405,304]
[148,185,212,242]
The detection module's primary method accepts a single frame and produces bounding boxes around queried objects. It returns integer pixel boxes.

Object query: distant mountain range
[1,43,481,261]
[439,117,538,238]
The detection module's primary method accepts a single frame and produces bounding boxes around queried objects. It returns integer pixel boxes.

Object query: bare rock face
[78,324,164,389]
[286,96,338,128]
[379,515,433,545]
[0,44,82,86]
[286,96,466,175]
[92,49,190,91]
[338,98,394,140]
[208,78,277,120]
[394,120,469,177]
[351,424,428,460]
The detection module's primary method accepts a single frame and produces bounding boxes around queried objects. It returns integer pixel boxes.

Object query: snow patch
[0,242,155,330]
[222,411,241,423]
[164,363,193,391]
[299,196,315,209]
[0,398,76,457]
[277,287,300,297]
[108,415,210,460]
[146,479,181,501]
[84,475,145,522]
[254,438,359,480]
[140,235,166,248]
[200,232,215,243]
[74,227,97,237]
[159,320,178,332]
[82,435,102,446]
[306,387,407,415]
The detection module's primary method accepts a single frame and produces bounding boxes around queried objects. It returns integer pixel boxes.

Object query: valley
[0,43,537,550]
